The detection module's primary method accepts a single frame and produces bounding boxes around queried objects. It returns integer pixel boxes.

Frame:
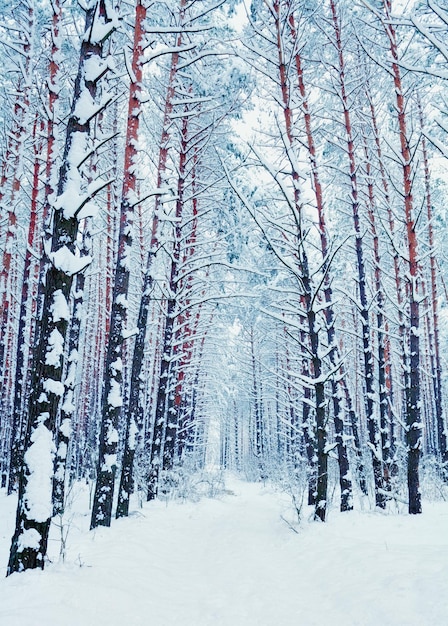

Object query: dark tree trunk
[272,0,332,519]
[52,226,90,516]
[362,134,392,493]
[289,8,352,510]
[330,0,385,507]
[418,100,447,468]
[147,300,176,500]
[115,273,152,518]
[8,0,117,574]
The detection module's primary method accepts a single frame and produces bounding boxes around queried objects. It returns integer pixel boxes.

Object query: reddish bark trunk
[92,0,148,528]
[382,0,422,513]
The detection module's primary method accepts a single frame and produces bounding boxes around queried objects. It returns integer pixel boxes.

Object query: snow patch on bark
[84,56,108,82]
[43,378,65,396]
[116,294,129,308]
[107,379,123,407]
[102,453,117,472]
[17,528,41,551]
[110,357,123,374]
[59,418,72,439]
[50,246,92,276]
[51,289,70,322]
[86,4,120,45]
[24,424,55,523]
[45,329,65,366]
[57,441,68,459]
[128,418,138,450]
[61,392,75,415]
[73,89,100,125]
[107,425,119,445]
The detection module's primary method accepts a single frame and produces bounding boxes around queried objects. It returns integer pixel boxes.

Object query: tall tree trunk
[7,0,118,575]
[382,0,422,514]
[362,136,391,490]
[162,110,190,475]
[418,98,447,468]
[52,221,91,515]
[272,0,337,518]
[121,0,188,505]
[91,0,148,530]
[0,0,34,404]
[8,114,44,495]
[290,9,354,509]
[249,326,265,478]
[330,0,385,507]
[147,298,176,499]
[365,81,399,472]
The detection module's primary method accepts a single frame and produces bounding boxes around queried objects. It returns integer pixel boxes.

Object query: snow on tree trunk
[0,0,34,439]
[161,110,189,474]
[273,0,341,518]
[52,222,91,516]
[7,0,118,575]
[8,115,45,495]
[382,0,422,514]
[362,135,391,490]
[290,9,354,509]
[365,81,399,474]
[418,99,447,469]
[91,0,149,530]
[121,0,188,505]
[330,0,385,508]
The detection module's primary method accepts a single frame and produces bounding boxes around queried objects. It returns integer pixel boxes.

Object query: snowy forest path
[0,477,447,625]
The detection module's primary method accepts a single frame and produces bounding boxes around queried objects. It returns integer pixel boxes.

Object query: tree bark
[330,0,385,507]
[91,0,148,530]
[7,0,118,574]
[382,0,422,514]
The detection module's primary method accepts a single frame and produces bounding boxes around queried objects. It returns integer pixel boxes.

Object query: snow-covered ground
[0,475,447,626]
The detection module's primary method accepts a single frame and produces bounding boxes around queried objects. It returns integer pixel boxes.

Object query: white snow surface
[51,290,70,322]
[22,424,55,524]
[45,329,64,367]
[107,379,123,408]
[50,246,92,276]
[0,476,447,626]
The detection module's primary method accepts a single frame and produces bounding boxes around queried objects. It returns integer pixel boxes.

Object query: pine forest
[0,0,448,622]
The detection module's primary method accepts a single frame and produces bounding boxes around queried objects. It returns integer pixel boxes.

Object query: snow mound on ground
[0,477,447,626]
